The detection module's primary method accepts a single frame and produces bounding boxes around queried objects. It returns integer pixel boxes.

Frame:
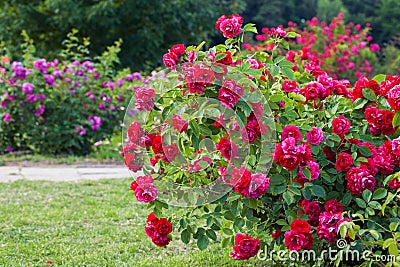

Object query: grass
[0,178,266,267]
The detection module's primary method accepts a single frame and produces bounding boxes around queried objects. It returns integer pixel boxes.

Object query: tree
[316,0,348,22]
[0,0,245,70]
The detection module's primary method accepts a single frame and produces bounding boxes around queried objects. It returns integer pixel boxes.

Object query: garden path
[0,164,139,182]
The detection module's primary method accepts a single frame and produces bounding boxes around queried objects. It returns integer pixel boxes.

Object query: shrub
[122,14,400,266]
[0,31,146,155]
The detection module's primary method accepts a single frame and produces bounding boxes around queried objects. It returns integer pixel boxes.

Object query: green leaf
[372,74,386,83]
[355,198,367,208]
[359,146,372,157]
[362,88,377,101]
[281,67,294,81]
[393,112,400,128]
[389,243,398,256]
[206,229,217,241]
[243,23,258,34]
[214,53,227,62]
[242,93,260,103]
[181,229,191,244]
[353,98,368,109]
[197,235,209,250]
[368,201,382,210]
[311,185,326,198]
[221,237,231,248]
[372,188,387,200]
[283,191,295,205]
[269,94,284,102]
[301,187,312,200]
[278,60,295,68]
[362,189,372,203]
[288,92,306,102]
[234,218,245,230]
[286,32,300,38]
[222,228,233,235]
[269,65,280,76]
[366,207,375,215]
[248,198,258,209]
[369,230,380,240]
[302,169,311,180]
[343,192,352,206]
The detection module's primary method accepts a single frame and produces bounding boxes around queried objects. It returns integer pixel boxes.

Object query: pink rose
[306,127,324,145]
[172,115,188,133]
[387,85,400,111]
[332,115,351,137]
[163,52,178,68]
[346,166,376,195]
[282,125,302,141]
[3,113,11,123]
[216,137,238,160]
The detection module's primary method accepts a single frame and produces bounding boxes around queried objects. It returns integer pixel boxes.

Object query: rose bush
[122,13,400,266]
[246,13,380,83]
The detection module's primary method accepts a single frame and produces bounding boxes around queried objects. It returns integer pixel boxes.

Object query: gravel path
[0,165,140,182]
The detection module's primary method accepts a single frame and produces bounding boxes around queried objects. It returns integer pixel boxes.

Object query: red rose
[380,75,400,96]
[346,166,376,195]
[216,137,238,160]
[388,85,400,111]
[170,44,185,55]
[230,167,252,197]
[218,18,242,39]
[215,15,227,30]
[124,153,142,172]
[230,233,260,260]
[152,234,172,247]
[163,144,179,160]
[290,219,311,234]
[155,218,172,236]
[350,77,380,102]
[332,115,351,137]
[284,230,314,251]
[282,80,298,93]
[120,142,137,157]
[172,115,188,133]
[373,154,394,174]
[145,213,172,247]
[335,152,353,171]
[303,201,322,227]
[388,177,400,189]
[324,200,343,214]
[146,212,159,224]
[163,52,178,68]
[282,125,302,141]
[151,136,163,154]
[300,81,325,101]
[271,229,282,240]
[127,121,143,144]
[215,51,233,65]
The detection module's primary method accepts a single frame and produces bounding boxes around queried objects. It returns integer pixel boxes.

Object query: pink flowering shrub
[247,13,380,83]
[0,32,147,154]
[121,15,400,266]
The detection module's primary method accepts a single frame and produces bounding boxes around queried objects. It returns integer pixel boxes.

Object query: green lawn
[0,178,264,267]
